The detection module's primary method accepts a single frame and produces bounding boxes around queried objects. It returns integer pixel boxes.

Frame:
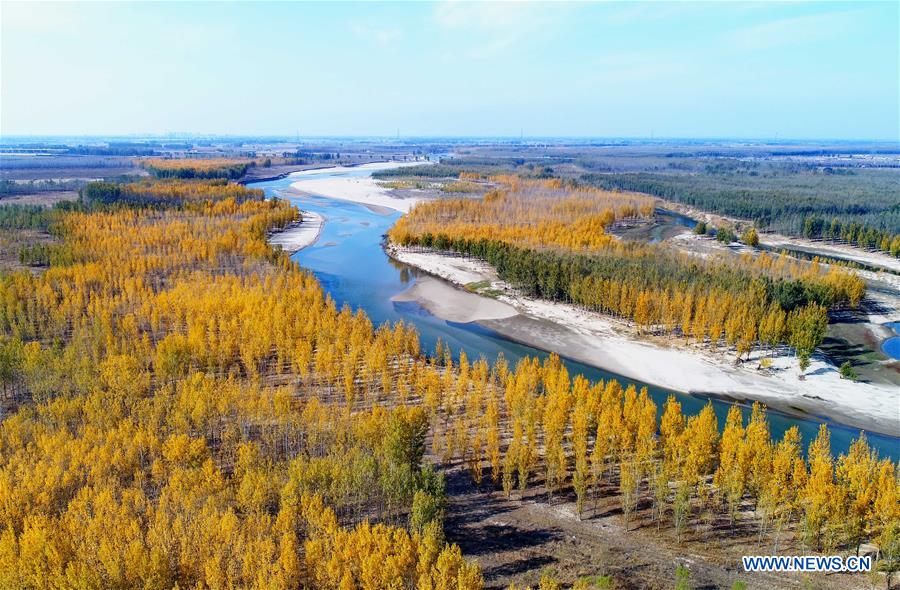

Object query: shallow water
[883,322,900,360]
[251,169,899,460]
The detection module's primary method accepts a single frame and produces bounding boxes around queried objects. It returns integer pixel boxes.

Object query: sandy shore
[289,161,428,213]
[268,210,324,253]
[392,276,517,323]
[669,202,900,274]
[387,243,900,437]
[759,234,900,274]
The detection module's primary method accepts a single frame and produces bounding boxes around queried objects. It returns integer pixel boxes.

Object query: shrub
[839,361,858,381]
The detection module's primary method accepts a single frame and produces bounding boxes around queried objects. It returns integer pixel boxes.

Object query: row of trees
[425,351,898,559]
[394,233,860,366]
[0,179,84,196]
[692,222,759,247]
[140,158,257,180]
[802,215,900,256]
[81,178,264,207]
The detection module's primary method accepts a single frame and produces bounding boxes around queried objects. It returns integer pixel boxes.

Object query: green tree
[788,304,828,379]
[0,336,22,398]
[839,361,858,381]
[716,226,736,243]
[741,227,759,247]
[675,564,693,590]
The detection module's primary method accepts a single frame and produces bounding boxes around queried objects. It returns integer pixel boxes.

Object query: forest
[373,165,468,179]
[0,179,479,588]
[141,157,258,180]
[0,179,85,196]
[0,174,895,589]
[583,167,900,257]
[390,178,866,371]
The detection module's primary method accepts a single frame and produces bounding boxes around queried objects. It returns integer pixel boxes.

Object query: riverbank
[392,276,517,323]
[386,243,900,438]
[665,214,900,387]
[668,202,900,274]
[268,210,324,253]
[289,161,428,213]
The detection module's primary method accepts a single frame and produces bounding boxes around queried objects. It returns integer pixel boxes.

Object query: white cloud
[349,22,402,47]
[433,1,571,59]
[1,1,85,35]
[586,50,690,85]
[727,10,857,52]
[600,2,699,26]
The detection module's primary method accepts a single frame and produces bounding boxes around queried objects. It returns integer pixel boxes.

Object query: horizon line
[1,133,899,145]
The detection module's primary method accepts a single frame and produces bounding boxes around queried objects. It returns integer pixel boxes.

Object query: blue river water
[250,167,899,461]
[883,322,900,361]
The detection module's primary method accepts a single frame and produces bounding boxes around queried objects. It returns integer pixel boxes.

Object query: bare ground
[0,228,57,274]
[0,191,80,207]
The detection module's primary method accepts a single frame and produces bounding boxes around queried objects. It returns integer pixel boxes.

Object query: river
[250,166,899,461]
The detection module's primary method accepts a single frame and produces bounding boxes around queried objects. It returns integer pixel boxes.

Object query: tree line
[141,157,257,180]
[81,178,264,207]
[426,351,897,563]
[583,170,900,257]
[801,215,900,256]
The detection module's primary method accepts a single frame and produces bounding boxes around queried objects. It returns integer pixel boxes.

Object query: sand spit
[268,210,324,253]
[392,276,518,323]
[289,161,428,214]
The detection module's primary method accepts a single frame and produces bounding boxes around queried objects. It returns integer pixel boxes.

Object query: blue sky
[2,1,897,139]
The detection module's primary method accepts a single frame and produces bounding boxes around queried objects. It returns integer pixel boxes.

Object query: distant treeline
[1,142,185,156]
[58,143,159,156]
[373,165,465,179]
[0,156,135,170]
[81,179,263,207]
[0,180,265,221]
[141,158,256,180]
[0,179,84,196]
[584,170,900,256]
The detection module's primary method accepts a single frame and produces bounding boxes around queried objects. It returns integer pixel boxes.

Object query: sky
[1,1,898,140]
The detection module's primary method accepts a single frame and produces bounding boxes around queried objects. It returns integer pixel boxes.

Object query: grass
[377,179,431,190]
[441,181,481,193]
[575,575,614,589]
[464,280,504,299]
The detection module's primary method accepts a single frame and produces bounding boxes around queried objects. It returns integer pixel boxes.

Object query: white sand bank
[759,234,900,274]
[392,276,518,323]
[268,210,324,253]
[289,161,428,213]
[670,202,900,274]
[387,244,900,437]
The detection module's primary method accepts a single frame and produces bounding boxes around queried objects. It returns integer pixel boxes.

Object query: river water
[250,167,899,461]
[883,322,900,361]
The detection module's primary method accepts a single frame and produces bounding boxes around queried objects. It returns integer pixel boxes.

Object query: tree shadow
[450,523,561,558]
[483,554,556,581]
